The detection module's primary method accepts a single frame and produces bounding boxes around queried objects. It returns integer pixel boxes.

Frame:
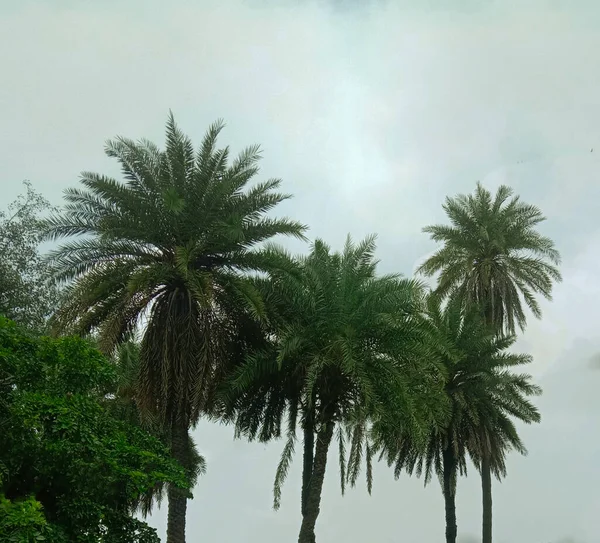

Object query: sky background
[1,0,599,541]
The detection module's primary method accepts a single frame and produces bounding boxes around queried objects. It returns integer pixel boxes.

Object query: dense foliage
[418,182,562,335]
[374,295,541,543]
[227,237,448,542]
[109,341,207,520]
[0,118,559,543]
[0,182,60,332]
[418,183,561,543]
[43,114,306,543]
[0,317,186,542]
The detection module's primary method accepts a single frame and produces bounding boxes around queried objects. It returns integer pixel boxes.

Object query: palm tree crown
[375,294,541,543]
[45,113,306,426]
[228,236,445,543]
[418,182,561,334]
[418,182,559,543]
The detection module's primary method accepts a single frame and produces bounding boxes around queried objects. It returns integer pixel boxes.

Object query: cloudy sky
[2,0,599,541]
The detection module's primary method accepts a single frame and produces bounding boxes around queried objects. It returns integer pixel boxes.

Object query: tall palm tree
[418,182,561,543]
[108,340,207,521]
[374,295,541,543]
[227,236,446,543]
[44,114,307,543]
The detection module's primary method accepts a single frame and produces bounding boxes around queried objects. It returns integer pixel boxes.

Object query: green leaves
[228,236,447,507]
[0,495,65,543]
[375,292,541,496]
[0,318,185,542]
[411,183,555,543]
[46,114,307,431]
[0,182,60,332]
[418,182,562,335]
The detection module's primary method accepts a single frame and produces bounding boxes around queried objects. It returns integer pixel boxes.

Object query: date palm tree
[374,294,541,543]
[227,236,445,543]
[418,182,560,543]
[44,114,306,543]
[109,340,207,521]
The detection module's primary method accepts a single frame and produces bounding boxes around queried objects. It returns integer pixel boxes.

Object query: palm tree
[44,114,307,543]
[109,340,207,521]
[418,182,561,543]
[374,295,541,543]
[227,236,445,543]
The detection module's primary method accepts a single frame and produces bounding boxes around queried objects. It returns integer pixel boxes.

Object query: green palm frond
[273,433,296,510]
[418,182,561,334]
[45,114,307,431]
[226,236,447,507]
[374,294,541,492]
[105,340,207,519]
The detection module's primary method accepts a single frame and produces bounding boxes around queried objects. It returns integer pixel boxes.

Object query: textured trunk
[301,412,315,518]
[167,423,189,543]
[481,299,494,543]
[481,452,493,543]
[167,486,187,543]
[442,446,458,543]
[297,419,334,543]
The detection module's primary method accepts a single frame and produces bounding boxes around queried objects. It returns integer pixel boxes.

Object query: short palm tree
[44,114,306,543]
[227,236,445,543]
[418,182,560,543]
[374,295,541,543]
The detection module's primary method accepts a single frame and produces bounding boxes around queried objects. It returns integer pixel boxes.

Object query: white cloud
[2,0,599,541]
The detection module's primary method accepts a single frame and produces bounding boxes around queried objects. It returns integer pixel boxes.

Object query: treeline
[0,115,561,543]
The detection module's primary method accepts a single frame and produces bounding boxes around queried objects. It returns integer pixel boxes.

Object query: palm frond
[374,292,541,494]
[419,182,561,334]
[46,113,307,434]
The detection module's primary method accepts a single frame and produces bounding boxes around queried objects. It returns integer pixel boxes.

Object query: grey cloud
[589,354,600,371]
[2,0,599,541]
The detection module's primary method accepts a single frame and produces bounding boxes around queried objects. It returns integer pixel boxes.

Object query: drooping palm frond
[44,114,307,429]
[417,182,562,334]
[225,236,447,517]
[107,340,207,520]
[44,115,306,541]
[373,294,541,490]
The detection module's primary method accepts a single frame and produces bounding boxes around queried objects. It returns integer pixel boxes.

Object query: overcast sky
[2,1,599,541]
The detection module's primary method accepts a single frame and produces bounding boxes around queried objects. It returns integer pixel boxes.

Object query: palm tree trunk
[298,419,334,543]
[301,412,315,517]
[481,302,494,543]
[167,423,190,543]
[167,485,187,543]
[442,446,458,543]
[481,452,493,543]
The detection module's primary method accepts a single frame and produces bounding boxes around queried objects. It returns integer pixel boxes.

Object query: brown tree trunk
[167,423,190,543]
[481,452,493,543]
[442,446,458,543]
[297,419,334,543]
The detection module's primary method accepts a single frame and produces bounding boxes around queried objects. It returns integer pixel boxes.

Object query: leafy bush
[0,317,186,542]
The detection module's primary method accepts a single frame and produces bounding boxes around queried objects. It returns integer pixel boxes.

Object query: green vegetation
[374,295,541,543]
[0,117,561,542]
[0,317,185,542]
[0,182,60,332]
[418,183,561,543]
[226,237,446,543]
[43,115,306,543]
[109,340,207,520]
